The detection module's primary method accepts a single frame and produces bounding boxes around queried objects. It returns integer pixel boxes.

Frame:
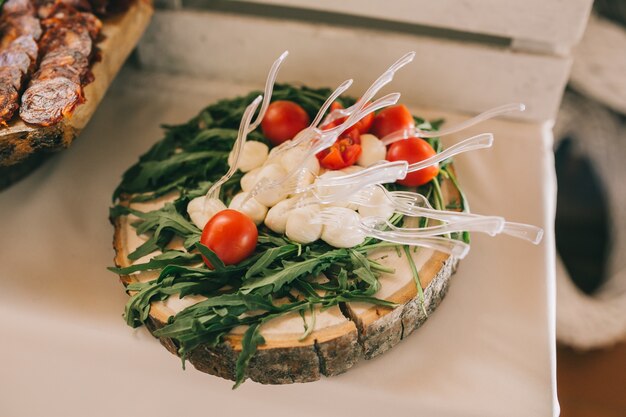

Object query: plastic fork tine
[381,102,525,145]
[248,51,289,132]
[205,95,263,203]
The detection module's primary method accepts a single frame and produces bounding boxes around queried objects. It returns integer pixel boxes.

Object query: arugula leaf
[111,203,201,260]
[194,242,226,271]
[349,249,380,295]
[244,244,298,279]
[108,250,201,274]
[233,323,265,389]
[404,246,427,316]
[240,250,346,295]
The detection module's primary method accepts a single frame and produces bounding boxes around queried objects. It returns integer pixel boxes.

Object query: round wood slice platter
[112,171,462,384]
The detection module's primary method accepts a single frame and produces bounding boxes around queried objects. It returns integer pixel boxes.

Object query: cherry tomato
[261,100,310,146]
[322,101,374,134]
[370,104,415,139]
[200,209,258,268]
[316,129,362,170]
[386,137,439,186]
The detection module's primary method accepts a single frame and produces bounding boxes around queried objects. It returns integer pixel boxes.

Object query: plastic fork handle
[366,229,470,258]
[206,95,262,201]
[414,103,524,139]
[312,79,354,128]
[319,161,409,188]
[383,216,505,237]
[249,51,289,132]
[395,204,505,229]
[502,222,544,244]
[407,133,494,172]
[325,51,416,125]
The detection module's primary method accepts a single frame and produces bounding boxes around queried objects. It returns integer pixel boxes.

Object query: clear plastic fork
[312,207,471,258]
[247,50,289,132]
[202,51,287,204]
[389,190,544,244]
[381,102,525,145]
[203,95,263,204]
[405,133,493,173]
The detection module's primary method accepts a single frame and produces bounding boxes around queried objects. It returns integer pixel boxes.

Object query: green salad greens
[109,84,467,388]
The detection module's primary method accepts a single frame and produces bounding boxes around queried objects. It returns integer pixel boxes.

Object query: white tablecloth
[0,69,558,417]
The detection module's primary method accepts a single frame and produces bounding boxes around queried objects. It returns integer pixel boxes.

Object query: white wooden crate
[136,0,592,122]
[232,0,593,55]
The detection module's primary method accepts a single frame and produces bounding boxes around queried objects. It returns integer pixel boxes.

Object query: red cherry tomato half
[200,209,258,268]
[370,104,415,139]
[322,101,373,134]
[316,129,362,170]
[261,100,310,146]
[386,137,439,186]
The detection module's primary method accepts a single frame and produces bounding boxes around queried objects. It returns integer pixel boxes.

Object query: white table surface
[0,69,558,417]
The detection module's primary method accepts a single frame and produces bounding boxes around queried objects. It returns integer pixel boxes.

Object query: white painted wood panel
[231,0,593,52]
[137,10,571,121]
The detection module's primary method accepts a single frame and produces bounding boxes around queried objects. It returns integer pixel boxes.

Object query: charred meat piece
[0,66,23,122]
[0,14,43,47]
[20,3,102,126]
[1,0,35,16]
[35,49,90,84]
[0,0,42,124]
[39,24,94,57]
[0,35,39,73]
[20,77,84,126]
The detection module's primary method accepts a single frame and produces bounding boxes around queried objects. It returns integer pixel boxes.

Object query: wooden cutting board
[0,0,154,180]
[112,174,461,384]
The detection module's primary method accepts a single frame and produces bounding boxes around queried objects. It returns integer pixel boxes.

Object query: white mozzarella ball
[229,192,268,225]
[357,186,395,220]
[187,196,227,229]
[240,167,261,192]
[228,141,269,172]
[280,146,321,176]
[253,163,290,207]
[321,209,366,248]
[285,206,323,244]
[357,134,387,167]
[264,198,296,234]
